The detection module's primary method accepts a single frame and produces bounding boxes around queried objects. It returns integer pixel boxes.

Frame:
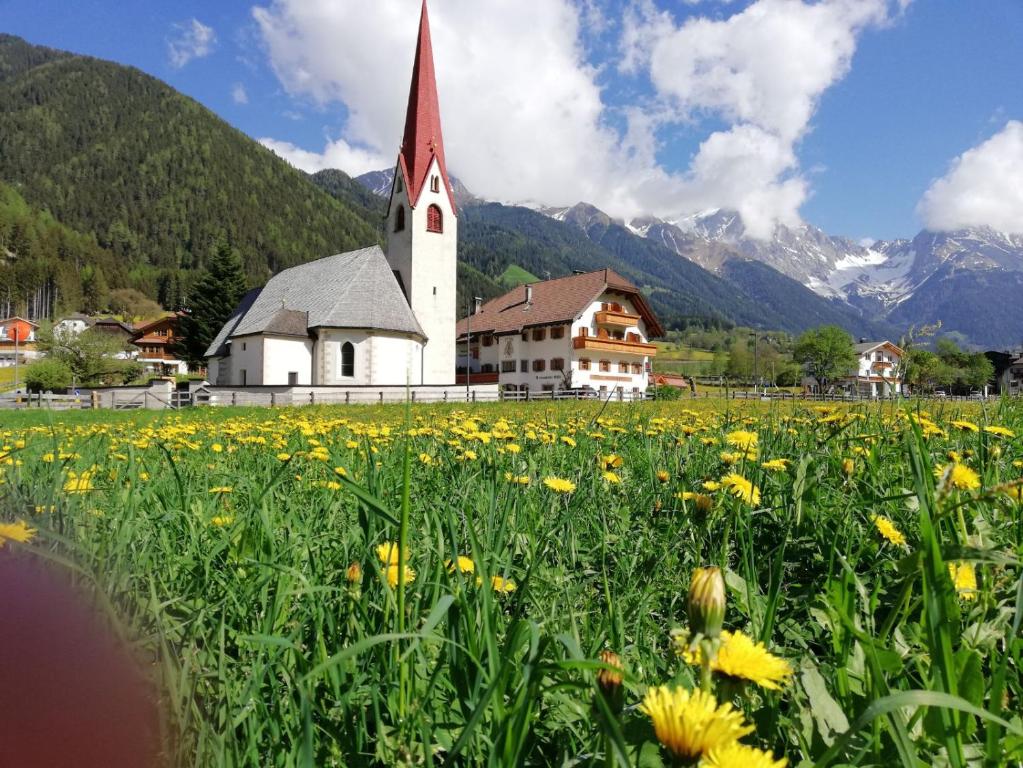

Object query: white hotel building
[455,268,664,397]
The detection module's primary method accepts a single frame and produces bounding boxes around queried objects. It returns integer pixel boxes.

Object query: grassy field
[2,399,1022,766]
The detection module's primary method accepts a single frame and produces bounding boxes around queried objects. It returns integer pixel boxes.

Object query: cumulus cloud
[917,121,1023,235]
[260,137,388,177]
[232,83,249,105]
[167,19,217,69]
[252,0,905,238]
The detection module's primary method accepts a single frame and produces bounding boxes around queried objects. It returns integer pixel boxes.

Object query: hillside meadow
[1,399,1022,767]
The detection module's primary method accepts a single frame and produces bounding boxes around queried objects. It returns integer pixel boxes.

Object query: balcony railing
[455,371,500,385]
[594,309,640,329]
[572,335,656,355]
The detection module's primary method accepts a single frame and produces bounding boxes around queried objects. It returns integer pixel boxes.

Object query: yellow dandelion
[208,486,233,494]
[386,564,416,588]
[761,458,790,472]
[936,463,981,491]
[446,555,476,574]
[276,452,291,461]
[656,470,670,483]
[599,454,623,470]
[602,471,622,484]
[560,436,577,448]
[506,443,522,454]
[725,430,758,452]
[376,542,403,565]
[708,631,793,690]
[704,742,788,768]
[640,686,753,762]
[63,471,95,494]
[984,426,1015,438]
[346,562,363,583]
[951,420,979,433]
[211,443,223,453]
[491,575,517,593]
[948,562,978,601]
[720,473,761,506]
[210,515,234,527]
[543,476,576,494]
[0,520,37,547]
[418,453,434,465]
[871,514,906,546]
[702,480,721,492]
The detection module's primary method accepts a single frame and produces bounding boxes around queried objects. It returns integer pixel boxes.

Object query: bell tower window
[427,204,443,233]
[430,175,440,193]
[394,205,405,232]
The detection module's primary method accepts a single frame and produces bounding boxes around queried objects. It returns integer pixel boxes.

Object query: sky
[1,0,1021,241]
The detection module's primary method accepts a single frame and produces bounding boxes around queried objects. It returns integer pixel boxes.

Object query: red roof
[455,268,665,339]
[397,0,456,213]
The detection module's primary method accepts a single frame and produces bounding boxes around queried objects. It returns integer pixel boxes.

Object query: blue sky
[2,0,1021,240]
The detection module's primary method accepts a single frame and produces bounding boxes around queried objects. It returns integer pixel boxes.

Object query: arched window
[340,342,355,378]
[430,175,440,193]
[394,205,405,233]
[427,204,443,233]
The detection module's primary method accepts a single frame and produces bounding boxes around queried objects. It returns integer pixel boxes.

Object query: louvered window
[427,204,443,233]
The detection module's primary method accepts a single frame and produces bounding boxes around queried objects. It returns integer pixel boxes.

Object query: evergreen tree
[176,237,247,367]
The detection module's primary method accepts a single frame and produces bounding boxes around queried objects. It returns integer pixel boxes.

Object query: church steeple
[397,0,456,213]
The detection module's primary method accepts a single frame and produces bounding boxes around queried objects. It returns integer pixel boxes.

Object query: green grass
[498,263,541,287]
[1,399,1022,766]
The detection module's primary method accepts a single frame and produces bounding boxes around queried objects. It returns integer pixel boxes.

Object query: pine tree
[176,237,248,367]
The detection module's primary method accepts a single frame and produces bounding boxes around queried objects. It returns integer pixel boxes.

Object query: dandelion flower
[936,463,981,491]
[720,474,761,506]
[761,459,789,472]
[983,426,1015,438]
[377,542,403,565]
[599,454,623,470]
[446,556,476,574]
[386,564,416,588]
[640,686,753,762]
[656,470,670,483]
[346,562,363,583]
[601,471,622,485]
[0,520,36,547]
[948,562,978,601]
[208,486,233,494]
[560,436,577,448]
[951,420,979,433]
[210,515,234,527]
[543,476,576,494]
[64,471,95,494]
[712,631,793,690]
[491,575,516,593]
[704,742,788,768]
[725,430,758,452]
[871,514,906,546]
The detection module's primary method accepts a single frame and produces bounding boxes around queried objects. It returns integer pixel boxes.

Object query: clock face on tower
[504,339,514,357]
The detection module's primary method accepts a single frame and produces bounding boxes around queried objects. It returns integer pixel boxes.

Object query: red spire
[398,0,456,213]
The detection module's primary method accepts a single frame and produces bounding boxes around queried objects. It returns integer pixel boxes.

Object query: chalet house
[843,340,904,397]
[0,317,40,367]
[132,315,188,375]
[54,315,136,355]
[455,269,664,397]
[1002,356,1023,396]
[207,1,457,388]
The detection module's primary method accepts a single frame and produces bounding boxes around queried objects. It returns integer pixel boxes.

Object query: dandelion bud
[991,445,1003,459]
[597,650,624,695]
[688,566,726,640]
[841,458,855,477]
[346,562,363,584]
[656,470,670,483]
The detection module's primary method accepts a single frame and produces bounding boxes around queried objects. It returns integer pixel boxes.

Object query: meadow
[1,398,1022,767]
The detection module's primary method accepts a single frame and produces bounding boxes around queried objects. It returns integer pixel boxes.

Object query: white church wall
[231,335,264,386]
[317,329,423,386]
[262,337,313,385]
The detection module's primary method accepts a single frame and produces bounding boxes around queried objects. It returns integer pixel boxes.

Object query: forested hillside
[0,34,378,315]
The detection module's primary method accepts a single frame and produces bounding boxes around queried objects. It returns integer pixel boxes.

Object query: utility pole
[465,298,471,403]
[750,330,759,394]
[13,323,19,394]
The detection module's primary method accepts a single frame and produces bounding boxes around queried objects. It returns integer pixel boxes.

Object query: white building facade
[457,270,663,397]
[843,340,904,397]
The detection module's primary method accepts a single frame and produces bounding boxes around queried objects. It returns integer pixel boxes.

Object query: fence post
[310,391,315,406]
[232,392,238,406]
[411,391,416,403]
[472,390,476,403]
[380,391,384,404]
[271,392,277,407]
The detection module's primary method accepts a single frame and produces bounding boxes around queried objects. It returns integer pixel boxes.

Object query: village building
[1001,355,1023,396]
[206,0,456,388]
[455,269,663,397]
[132,314,188,376]
[0,317,41,367]
[842,340,904,397]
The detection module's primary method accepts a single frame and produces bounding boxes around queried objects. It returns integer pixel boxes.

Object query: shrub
[24,358,73,392]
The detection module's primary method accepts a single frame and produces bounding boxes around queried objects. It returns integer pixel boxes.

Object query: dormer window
[394,205,406,232]
[431,175,440,193]
[427,204,443,233]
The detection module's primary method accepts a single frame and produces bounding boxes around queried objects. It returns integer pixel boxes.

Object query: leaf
[800,660,850,746]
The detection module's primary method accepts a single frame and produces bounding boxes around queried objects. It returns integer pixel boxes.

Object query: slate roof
[455,268,664,339]
[206,246,425,358]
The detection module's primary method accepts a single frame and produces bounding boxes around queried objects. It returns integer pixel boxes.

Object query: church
[206,0,457,387]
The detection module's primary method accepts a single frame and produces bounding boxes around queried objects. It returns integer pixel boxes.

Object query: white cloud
[167,19,217,69]
[252,0,905,238]
[260,136,388,177]
[232,83,249,105]
[917,121,1023,235]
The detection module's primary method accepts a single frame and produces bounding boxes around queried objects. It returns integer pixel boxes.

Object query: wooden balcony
[455,371,500,385]
[594,309,639,329]
[572,335,656,355]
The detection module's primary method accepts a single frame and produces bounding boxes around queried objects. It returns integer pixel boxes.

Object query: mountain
[344,174,894,338]
[0,34,379,312]
[625,208,1023,348]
